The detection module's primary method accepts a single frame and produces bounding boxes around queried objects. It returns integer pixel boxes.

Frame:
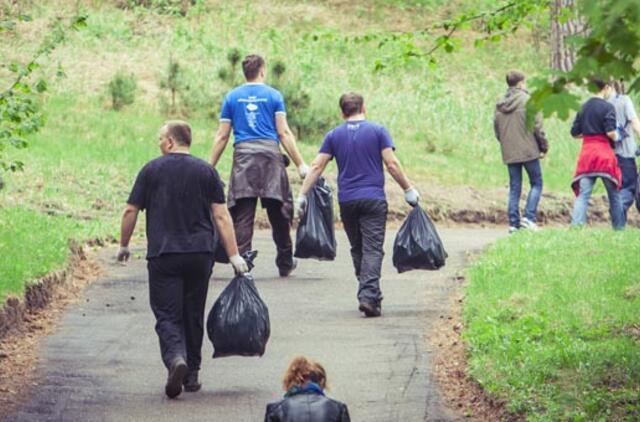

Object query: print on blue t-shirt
[220,83,286,144]
[319,120,395,203]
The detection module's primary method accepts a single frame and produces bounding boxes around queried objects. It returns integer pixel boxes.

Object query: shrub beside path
[7,229,502,422]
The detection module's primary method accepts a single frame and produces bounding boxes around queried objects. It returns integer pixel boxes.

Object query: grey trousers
[340,199,388,304]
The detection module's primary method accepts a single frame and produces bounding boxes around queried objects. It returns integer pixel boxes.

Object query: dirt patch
[431,274,523,422]
[0,245,103,416]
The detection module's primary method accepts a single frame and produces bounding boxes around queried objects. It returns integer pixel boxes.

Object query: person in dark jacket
[570,78,625,230]
[265,356,350,422]
[493,70,549,233]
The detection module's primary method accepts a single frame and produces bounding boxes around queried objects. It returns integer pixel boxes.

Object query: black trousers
[340,199,388,304]
[147,253,213,372]
[230,197,293,271]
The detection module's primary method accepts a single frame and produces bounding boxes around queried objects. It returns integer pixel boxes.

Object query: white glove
[295,194,308,218]
[116,246,131,262]
[404,187,420,207]
[298,164,310,179]
[229,254,249,274]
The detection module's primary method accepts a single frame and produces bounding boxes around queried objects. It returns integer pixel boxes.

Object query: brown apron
[227,140,293,220]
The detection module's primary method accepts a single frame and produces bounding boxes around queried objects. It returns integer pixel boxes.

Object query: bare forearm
[631,118,640,137]
[120,209,138,247]
[214,209,240,258]
[280,131,304,167]
[210,136,228,168]
[387,161,411,191]
[300,165,323,196]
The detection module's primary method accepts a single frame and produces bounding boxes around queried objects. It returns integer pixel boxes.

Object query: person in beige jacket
[494,70,549,232]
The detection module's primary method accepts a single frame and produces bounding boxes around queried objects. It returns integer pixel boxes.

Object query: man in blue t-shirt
[210,54,309,277]
[297,92,420,317]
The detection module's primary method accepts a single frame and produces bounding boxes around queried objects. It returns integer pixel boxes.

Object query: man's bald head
[161,120,192,146]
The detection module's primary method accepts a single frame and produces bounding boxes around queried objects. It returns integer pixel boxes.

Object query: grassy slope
[0,2,635,299]
[464,229,640,421]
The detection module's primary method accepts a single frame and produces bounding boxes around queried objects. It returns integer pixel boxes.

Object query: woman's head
[282,356,327,391]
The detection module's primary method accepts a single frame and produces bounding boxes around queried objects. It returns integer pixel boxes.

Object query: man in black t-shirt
[117,121,248,398]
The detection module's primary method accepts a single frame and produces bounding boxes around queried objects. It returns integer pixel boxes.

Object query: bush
[158,57,217,118]
[107,71,137,110]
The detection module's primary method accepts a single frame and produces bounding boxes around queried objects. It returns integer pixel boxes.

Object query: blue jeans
[616,155,638,217]
[507,159,543,227]
[571,176,625,230]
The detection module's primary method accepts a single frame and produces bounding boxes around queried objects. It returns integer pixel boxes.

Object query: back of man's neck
[169,148,190,154]
[346,114,366,121]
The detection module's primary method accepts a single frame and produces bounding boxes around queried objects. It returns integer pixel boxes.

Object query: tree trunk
[550,0,585,72]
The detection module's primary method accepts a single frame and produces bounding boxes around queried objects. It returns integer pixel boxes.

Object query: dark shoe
[183,370,201,393]
[279,258,297,277]
[165,357,188,399]
[358,300,381,317]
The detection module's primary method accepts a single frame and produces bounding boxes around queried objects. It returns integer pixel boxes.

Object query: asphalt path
[8,228,502,422]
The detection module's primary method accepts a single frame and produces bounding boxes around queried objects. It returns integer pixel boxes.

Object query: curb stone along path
[8,229,502,422]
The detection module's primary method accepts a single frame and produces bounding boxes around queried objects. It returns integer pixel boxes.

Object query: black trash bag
[392,205,447,273]
[206,251,267,358]
[294,178,336,261]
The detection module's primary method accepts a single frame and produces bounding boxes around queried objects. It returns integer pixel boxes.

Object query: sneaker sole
[165,360,188,399]
[183,383,201,393]
[358,302,381,318]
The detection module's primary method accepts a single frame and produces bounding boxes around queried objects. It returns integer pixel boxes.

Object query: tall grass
[464,229,640,421]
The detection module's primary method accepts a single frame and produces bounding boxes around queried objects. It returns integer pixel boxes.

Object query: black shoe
[358,300,381,317]
[279,258,297,277]
[165,357,188,399]
[183,370,201,393]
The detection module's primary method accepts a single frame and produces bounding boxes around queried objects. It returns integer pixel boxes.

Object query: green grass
[0,207,102,303]
[464,229,640,421]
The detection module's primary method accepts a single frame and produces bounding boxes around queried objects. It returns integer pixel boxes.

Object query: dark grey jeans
[340,199,388,304]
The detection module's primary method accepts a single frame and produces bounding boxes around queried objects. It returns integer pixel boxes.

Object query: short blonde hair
[282,356,327,391]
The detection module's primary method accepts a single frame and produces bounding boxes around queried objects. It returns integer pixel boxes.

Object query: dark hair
[339,92,364,117]
[164,120,192,146]
[242,54,265,81]
[590,77,610,92]
[506,70,526,87]
[613,79,626,95]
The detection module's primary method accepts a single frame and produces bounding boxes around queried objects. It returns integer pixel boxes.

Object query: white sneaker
[521,217,540,231]
[508,226,519,234]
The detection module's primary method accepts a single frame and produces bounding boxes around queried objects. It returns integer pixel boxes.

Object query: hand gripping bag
[392,205,447,273]
[294,178,337,261]
[206,251,269,358]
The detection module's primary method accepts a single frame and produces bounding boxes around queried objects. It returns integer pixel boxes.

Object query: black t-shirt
[127,153,226,259]
[570,97,617,137]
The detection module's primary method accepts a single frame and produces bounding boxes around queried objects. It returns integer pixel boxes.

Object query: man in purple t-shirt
[297,92,420,317]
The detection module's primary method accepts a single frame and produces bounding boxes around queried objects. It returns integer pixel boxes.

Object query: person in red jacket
[570,78,625,229]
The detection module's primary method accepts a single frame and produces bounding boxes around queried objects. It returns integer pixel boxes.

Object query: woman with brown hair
[264,356,350,422]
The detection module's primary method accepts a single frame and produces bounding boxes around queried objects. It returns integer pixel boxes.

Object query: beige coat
[493,88,548,164]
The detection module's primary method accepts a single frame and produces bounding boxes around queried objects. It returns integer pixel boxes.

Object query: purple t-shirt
[319,120,395,203]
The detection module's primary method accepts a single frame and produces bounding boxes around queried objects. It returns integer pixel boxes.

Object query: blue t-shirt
[220,83,286,144]
[319,120,395,203]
